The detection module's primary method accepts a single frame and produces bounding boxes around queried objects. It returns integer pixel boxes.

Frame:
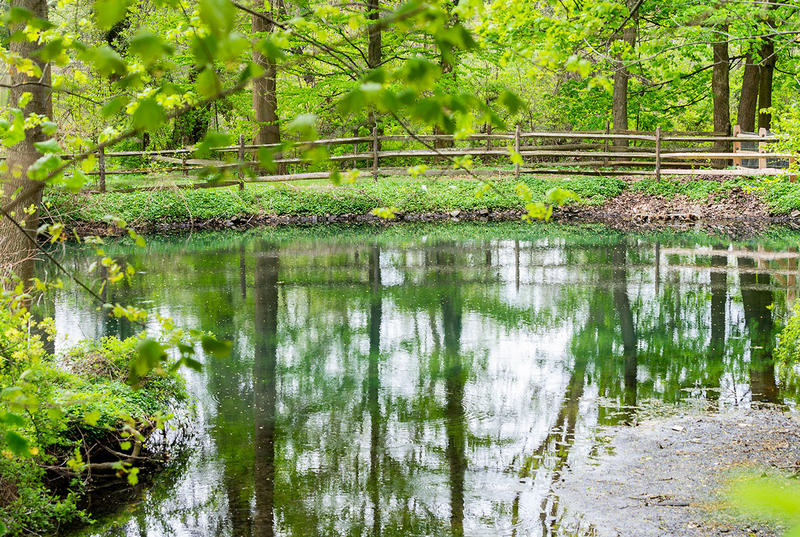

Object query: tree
[252,0,282,155]
[611,0,638,147]
[738,54,760,132]
[1,0,52,276]
[712,23,731,166]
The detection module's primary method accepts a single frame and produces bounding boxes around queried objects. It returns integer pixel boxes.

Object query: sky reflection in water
[48,223,800,537]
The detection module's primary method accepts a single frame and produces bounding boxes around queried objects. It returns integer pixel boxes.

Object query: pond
[44,222,800,537]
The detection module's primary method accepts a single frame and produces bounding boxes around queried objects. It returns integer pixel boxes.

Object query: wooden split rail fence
[4,127,793,193]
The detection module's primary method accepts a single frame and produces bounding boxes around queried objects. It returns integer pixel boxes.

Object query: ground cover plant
[0,286,190,535]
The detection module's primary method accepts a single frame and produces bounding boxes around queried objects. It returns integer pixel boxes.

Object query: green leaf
[196,67,221,98]
[94,0,132,30]
[84,45,127,77]
[38,38,66,62]
[545,187,579,206]
[33,139,62,155]
[102,95,130,118]
[64,169,88,193]
[40,121,58,136]
[27,154,62,181]
[195,131,231,158]
[127,467,140,485]
[199,0,234,34]
[83,410,101,426]
[129,32,174,65]
[5,431,29,456]
[257,147,276,172]
[132,99,166,132]
[201,334,232,358]
[4,6,33,25]
[498,90,525,114]
[0,412,25,427]
[402,57,440,91]
[132,338,167,381]
[371,207,400,220]
[286,113,318,140]
[259,37,286,61]
[183,357,204,372]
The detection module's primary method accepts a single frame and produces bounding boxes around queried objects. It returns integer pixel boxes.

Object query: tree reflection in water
[46,226,797,537]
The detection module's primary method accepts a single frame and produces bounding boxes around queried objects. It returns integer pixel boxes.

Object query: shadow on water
[45,224,799,537]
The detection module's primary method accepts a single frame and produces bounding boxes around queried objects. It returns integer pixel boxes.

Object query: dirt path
[555,408,800,537]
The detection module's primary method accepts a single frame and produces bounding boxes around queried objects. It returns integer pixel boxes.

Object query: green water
[48,222,800,537]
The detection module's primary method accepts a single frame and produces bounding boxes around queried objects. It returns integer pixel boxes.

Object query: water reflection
[46,225,800,537]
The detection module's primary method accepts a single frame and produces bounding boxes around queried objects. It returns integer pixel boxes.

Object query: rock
[449,210,461,217]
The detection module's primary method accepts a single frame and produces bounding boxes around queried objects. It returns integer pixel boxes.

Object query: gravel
[555,408,800,537]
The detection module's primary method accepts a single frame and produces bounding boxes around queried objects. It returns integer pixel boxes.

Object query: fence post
[603,120,610,167]
[655,125,662,182]
[759,127,767,170]
[98,146,106,193]
[372,126,379,182]
[353,128,358,170]
[732,125,742,167]
[237,134,245,191]
[514,124,520,179]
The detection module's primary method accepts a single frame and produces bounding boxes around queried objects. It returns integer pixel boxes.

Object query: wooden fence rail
[1,126,791,192]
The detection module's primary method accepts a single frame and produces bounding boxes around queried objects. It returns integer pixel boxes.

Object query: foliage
[45,176,625,224]
[0,457,87,537]
[0,284,189,535]
[727,473,800,537]
[777,302,800,366]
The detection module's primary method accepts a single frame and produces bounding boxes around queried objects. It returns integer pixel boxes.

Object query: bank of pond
[5,221,800,536]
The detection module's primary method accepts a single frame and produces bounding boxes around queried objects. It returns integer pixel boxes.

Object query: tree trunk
[366,0,381,149]
[367,245,382,536]
[434,10,457,151]
[612,244,637,411]
[253,246,279,537]
[757,40,775,131]
[252,0,283,172]
[738,256,779,404]
[611,2,638,148]
[738,54,760,132]
[757,0,778,131]
[433,59,456,151]
[366,0,381,69]
[1,0,52,281]
[712,29,731,168]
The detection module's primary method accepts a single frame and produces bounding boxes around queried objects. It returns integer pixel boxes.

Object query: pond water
[44,222,800,537]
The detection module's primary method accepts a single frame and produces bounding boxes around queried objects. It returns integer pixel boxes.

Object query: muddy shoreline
[555,408,800,537]
[60,204,799,238]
